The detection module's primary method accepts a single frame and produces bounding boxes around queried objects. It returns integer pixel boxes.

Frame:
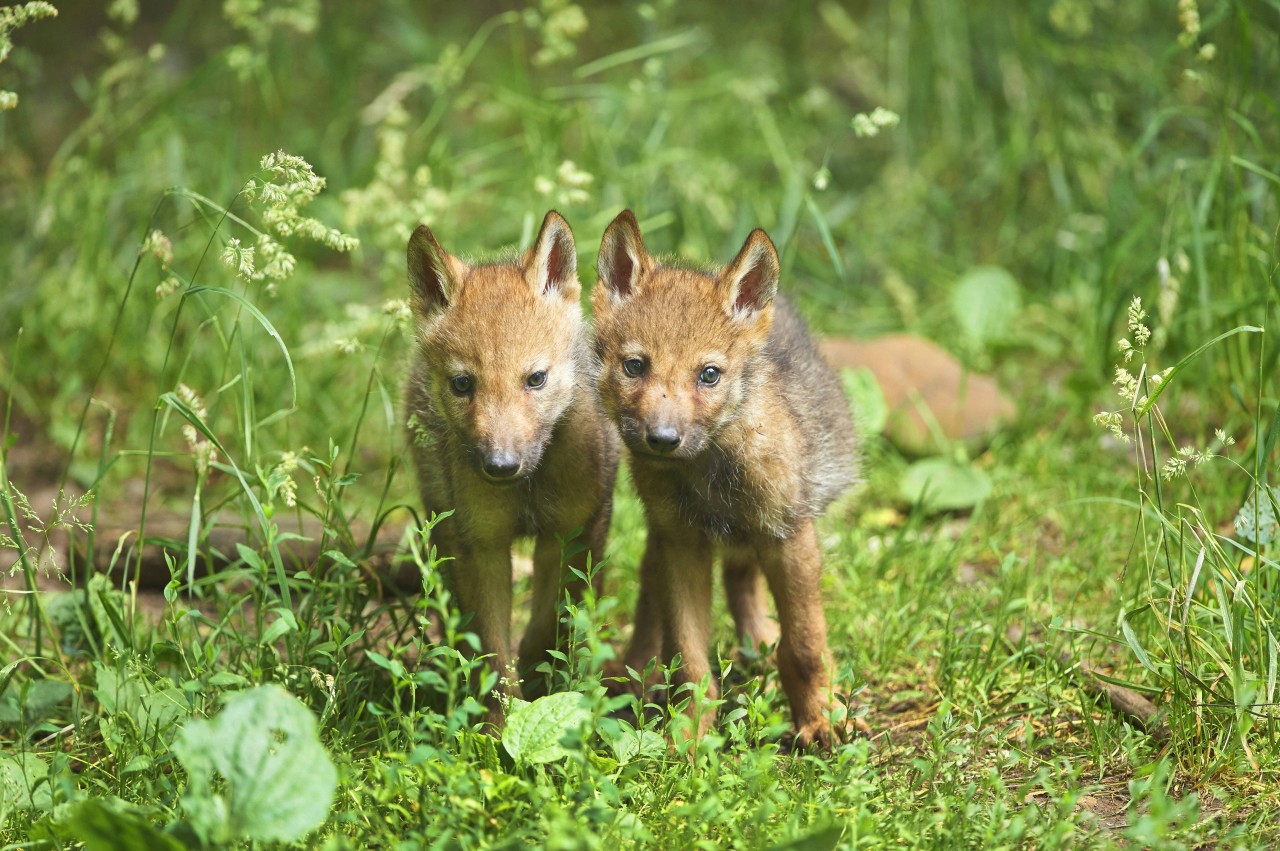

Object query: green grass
[3,0,1280,847]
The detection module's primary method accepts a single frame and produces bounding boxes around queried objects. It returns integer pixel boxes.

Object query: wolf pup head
[408,211,584,483]
[591,210,778,461]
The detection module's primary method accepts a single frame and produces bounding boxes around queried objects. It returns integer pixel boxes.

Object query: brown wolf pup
[592,210,857,749]
[404,211,619,728]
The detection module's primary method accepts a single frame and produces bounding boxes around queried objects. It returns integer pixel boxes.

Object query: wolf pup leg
[751,519,836,750]
[722,559,781,656]
[517,501,613,699]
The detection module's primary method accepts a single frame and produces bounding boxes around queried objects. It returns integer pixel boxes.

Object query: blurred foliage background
[3,0,1276,492]
[3,3,1280,844]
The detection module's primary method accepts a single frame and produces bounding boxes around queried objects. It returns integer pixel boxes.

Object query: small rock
[821,334,1015,456]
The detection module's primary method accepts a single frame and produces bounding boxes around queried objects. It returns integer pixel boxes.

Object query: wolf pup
[592,210,857,749]
[404,211,619,727]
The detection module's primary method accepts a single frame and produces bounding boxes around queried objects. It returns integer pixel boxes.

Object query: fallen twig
[70,511,417,593]
[1006,624,1169,743]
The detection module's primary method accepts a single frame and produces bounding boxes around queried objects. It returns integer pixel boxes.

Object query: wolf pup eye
[698,365,721,386]
[526,370,548,389]
[449,375,474,396]
[622,357,647,378]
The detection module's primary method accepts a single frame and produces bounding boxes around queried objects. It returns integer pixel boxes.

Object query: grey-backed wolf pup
[404,211,619,728]
[593,210,857,749]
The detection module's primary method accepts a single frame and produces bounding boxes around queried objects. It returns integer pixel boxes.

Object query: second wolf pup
[404,211,619,727]
[593,211,857,749]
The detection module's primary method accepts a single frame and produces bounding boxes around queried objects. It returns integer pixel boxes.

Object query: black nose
[482,451,521,479]
[646,426,682,452]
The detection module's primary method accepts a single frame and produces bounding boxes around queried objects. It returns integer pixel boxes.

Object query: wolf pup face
[408,211,583,483]
[592,210,779,461]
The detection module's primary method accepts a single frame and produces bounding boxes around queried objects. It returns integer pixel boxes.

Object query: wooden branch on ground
[70,511,419,593]
[1006,625,1169,743]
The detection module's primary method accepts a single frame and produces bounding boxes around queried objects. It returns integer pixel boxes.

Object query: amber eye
[622,357,646,378]
[699,366,721,386]
[449,375,474,396]
[526,370,548,389]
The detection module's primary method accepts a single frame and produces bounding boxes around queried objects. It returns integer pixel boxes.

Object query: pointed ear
[407,224,467,317]
[719,228,779,319]
[596,210,652,302]
[525,210,579,300]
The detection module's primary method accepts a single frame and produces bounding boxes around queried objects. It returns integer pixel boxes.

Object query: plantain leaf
[60,797,184,851]
[950,266,1021,349]
[173,685,336,844]
[899,457,992,513]
[502,692,592,765]
[94,663,189,740]
[0,752,51,817]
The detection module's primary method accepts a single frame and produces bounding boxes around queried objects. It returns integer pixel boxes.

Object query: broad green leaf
[43,589,99,656]
[607,725,666,764]
[899,457,992,513]
[840,367,888,436]
[0,678,73,725]
[60,797,184,851]
[173,685,336,844]
[0,752,51,816]
[365,650,408,681]
[235,543,265,573]
[950,266,1021,348]
[94,664,190,738]
[259,607,298,646]
[502,692,592,765]
[207,671,249,688]
[123,754,153,774]
[769,825,845,851]
[324,549,357,568]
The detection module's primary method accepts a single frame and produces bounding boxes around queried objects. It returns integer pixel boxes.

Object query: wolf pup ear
[407,224,467,318]
[596,210,652,302]
[526,210,579,301]
[720,228,779,320]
